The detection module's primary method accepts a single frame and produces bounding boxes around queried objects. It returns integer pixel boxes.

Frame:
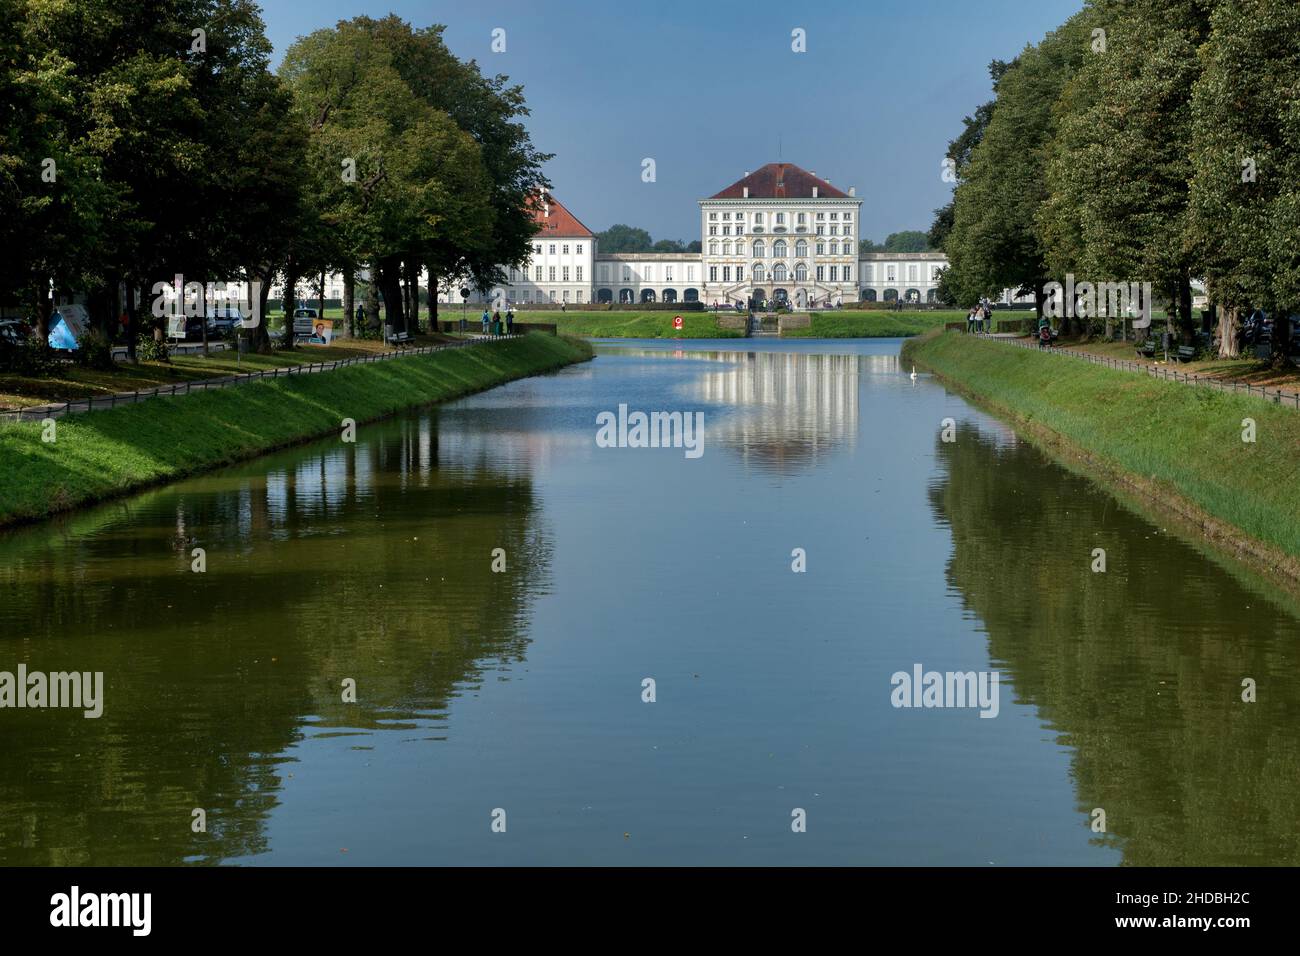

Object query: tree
[883,231,932,253]
[1188,0,1300,363]
[1040,0,1213,340]
[595,224,654,253]
[942,11,1097,315]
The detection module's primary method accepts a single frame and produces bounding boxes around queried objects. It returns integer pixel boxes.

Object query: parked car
[206,305,244,338]
[292,307,319,338]
[0,318,32,345]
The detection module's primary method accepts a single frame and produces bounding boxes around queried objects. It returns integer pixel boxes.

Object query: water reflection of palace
[688,350,899,472]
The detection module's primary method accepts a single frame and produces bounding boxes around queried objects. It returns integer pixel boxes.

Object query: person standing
[481,307,490,335]
[506,308,515,335]
[492,309,502,336]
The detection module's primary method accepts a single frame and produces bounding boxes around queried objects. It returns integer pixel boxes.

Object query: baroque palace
[437,162,951,310]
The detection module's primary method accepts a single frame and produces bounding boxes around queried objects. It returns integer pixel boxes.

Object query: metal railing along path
[968,331,1300,410]
[1,334,519,422]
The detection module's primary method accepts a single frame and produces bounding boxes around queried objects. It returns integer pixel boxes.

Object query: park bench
[386,330,414,347]
[1175,345,1198,363]
[1135,339,1157,359]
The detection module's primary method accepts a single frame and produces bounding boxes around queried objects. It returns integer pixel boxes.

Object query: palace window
[723,226,731,235]
[722,242,731,255]
[623,267,632,281]
[736,265,744,281]
[710,242,719,255]
[830,226,839,236]
[709,226,717,235]
[723,266,731,282]
[562,266,570,281]
[753,264,765,282]
[535,244,542,254]
[908,265,918,282]
[549,267,556,281]
[563,289,570,302]
[709,266,718,281]
[709,212,717,220]
[722,212,730,220]
[562,244,569,254]
[830,212,838,220]
[549,244,556,254]
[687,266,695,281]
[816,226,824,236]
[535,266,542,280]
[864,265,873,280]
[549,289,556,302]
[830,266,838,281]
[665,267,673,281]
[576,290,584,303]
[795,263,808,281]
[577,244,583,253]
[844,212,852,221]
[577,266,583,281]
[816,212,824,220]
[753,239,765,258]
[816,242,825,255]
[797,212,806,224]
[795,239,808,257]
[773,263,787,281]
[755,212,764,223]
[775,212,785,225]
[816,266,824,281]
[773,239,787,258]
[887,265,896,281]
[844,265,852,281]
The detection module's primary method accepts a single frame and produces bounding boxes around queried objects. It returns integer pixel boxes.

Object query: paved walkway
[2,334,518,422]
[971,331,1300,410]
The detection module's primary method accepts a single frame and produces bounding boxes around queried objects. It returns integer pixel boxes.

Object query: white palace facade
[437,163,952,310]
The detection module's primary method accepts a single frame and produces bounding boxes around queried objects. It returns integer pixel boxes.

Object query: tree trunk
[126,282,138,362]
[364,263,381,335]
[34,283,52,342]
[343,266,355,339]
[1033,284,1045,323]
[319,267,327,318]
[1219,305,1240,358]
[1177,275,1194,343]
[282,263,297,349]
[377,255,405,337]
[245,266,274,354]
[406,259,420,335]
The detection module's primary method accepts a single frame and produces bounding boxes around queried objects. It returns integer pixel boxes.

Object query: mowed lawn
[511,308,1024,339]
[522,311,744,338]
[0,332,455,410]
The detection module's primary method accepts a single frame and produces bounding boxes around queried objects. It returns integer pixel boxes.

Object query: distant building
[439,162,954,309]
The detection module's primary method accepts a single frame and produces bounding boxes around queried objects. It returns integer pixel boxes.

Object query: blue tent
[48,304,89,350]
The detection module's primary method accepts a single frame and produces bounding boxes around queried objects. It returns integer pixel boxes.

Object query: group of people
[480,307,515,336]
[966,299,993,333]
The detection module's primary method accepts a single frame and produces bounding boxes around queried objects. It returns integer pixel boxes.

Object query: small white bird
[910,365,917,381]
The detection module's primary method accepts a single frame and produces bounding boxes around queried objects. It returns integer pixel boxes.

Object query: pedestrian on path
[506,308,514,335]
[481,308,490,335]
[492,309,502,336]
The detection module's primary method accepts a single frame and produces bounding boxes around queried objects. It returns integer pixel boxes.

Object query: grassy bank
[1,334,592,528]
[521,311,744,338]
[782,310,994,338]
[0,332,456,410]
[902,331,1300,572]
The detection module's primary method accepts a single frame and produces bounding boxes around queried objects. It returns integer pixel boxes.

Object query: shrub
[136,334,170,362]
[75,329,116,370]
[0,336,59,376]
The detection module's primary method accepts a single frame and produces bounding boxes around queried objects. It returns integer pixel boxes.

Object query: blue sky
[259,0,1084,244]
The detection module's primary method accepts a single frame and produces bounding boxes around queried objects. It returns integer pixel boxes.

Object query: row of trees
[932,0,1300,361]
[0,1,549,356]
[594,224,701,254]
[860,231,933,254]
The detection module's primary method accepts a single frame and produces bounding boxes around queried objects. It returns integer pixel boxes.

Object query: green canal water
[2,339,1298,865]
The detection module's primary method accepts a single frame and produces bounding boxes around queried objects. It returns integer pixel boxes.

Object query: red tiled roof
[528,191,594,238]
[709,163,850,200]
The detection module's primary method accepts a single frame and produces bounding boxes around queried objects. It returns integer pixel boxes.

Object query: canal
[2,339,1298,865]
